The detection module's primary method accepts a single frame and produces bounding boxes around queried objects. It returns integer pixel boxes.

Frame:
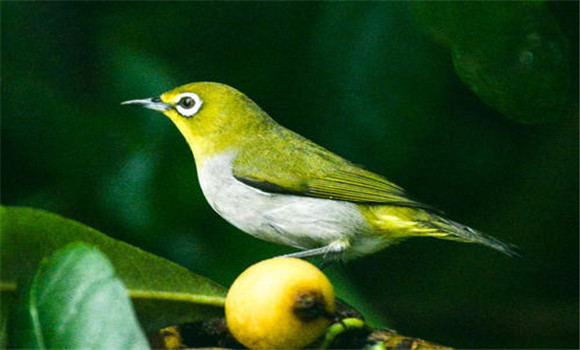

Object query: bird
[122,82,516,261]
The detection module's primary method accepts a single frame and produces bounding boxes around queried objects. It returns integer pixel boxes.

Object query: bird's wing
[232,128,435,211]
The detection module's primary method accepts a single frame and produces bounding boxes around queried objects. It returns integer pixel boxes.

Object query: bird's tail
[364,206,518,256]
[422,215,519,257]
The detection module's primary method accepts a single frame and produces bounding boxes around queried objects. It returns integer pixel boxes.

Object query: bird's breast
[196,152,372,251]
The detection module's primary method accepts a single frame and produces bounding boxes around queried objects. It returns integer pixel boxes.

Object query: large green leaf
[0,206,227,332]
[11,243,149,349]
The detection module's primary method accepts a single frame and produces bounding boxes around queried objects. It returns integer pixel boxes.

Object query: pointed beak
[121,97,170,112]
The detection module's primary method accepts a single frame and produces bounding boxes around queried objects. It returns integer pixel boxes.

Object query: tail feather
[425,217,519,257]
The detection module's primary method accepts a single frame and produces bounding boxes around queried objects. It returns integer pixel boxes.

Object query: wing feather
[232,125,436,211]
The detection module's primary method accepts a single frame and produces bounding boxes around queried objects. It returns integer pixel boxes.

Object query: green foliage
[413,1,570,123]
[10,243,148,349]
[1,206,227,333]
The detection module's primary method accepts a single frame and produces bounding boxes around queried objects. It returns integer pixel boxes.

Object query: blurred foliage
[1,1,577,348]
[413,1,570,124]
[9,243,148,349]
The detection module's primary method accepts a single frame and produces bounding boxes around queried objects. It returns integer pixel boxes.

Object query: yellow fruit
[225,258,335,349]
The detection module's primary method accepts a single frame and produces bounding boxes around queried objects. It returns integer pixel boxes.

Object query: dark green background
[2,2,578,348]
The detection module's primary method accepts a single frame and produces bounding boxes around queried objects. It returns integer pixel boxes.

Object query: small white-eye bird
[123,82,516,261]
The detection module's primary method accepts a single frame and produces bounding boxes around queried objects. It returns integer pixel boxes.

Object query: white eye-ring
[175,92,203,118]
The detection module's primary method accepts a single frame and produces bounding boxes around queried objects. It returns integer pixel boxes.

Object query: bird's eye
[174,92,203,118]
[179,97,194,108]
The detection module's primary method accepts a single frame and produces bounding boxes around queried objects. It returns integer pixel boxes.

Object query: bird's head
[123,82,273,164]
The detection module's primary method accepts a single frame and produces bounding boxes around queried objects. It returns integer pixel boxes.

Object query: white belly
[197,152,373,252]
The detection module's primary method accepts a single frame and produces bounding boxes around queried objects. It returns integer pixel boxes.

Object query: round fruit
[225,258,335,349]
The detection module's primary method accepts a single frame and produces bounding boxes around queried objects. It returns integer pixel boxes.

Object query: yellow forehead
[159,82,241,104]
[160,83,199,104]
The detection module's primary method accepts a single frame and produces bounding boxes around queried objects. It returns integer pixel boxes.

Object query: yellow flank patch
[360,205,441,239]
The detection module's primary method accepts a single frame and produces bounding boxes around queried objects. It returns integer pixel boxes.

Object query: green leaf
[11,243,149,349]
[413,1,570,124]
[1,206,227,332]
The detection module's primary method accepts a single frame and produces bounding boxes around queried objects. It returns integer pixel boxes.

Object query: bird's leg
[279,246,332,259]
[278,240,349,269]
